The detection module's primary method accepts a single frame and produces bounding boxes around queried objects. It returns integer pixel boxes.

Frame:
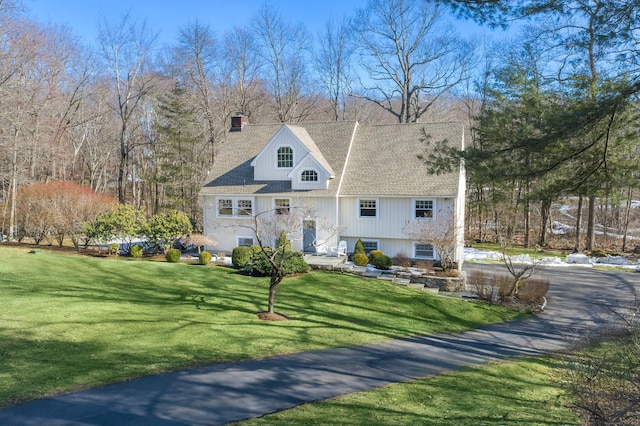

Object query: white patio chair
[313,239,328,256]
[330,240,347,257]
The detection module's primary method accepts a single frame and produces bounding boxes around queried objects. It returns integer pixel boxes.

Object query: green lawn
[0,246,525,408]
[234,357,580,425]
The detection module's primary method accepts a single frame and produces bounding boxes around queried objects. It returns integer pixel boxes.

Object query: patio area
[303,254,349,271]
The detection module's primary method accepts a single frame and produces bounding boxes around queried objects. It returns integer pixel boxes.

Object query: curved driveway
[1,265,638,425]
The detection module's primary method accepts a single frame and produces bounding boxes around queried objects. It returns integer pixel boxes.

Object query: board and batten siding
[338,197,455,239]
[202,194,339,253]
[253,129,303,181]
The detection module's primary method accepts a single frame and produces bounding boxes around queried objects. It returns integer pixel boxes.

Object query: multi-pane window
[362,240,378,253]
[237,199,252,216]
[238,237,254,247]
[415,243,434,258]
[277,146,293,168]
[301,170,318,182]
[275,198,290,215]
[218,199,233,216]
[359,199,377,218]
[217,197,254,217]
[415,200,434,219]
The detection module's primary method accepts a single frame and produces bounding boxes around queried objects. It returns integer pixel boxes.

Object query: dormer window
[277,146,293,168]
[300,169,318,182]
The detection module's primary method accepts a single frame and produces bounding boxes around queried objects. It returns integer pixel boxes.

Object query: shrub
[495,274,515,303]
[518,277,550,304]
[368,249,385,265]
[393,252,412,267]
[232,246,253,268]
[468,269,493,302]
[352,252,369,266]
[165,249,182,263]
[198,251,213,265]
[371,254,392,270]
[276,231,291,250]
[249,248,309,276]
[109,243,120,256]
[130,245,143,258]
[353,239,366,255]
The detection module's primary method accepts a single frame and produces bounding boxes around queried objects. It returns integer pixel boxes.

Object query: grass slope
[0,246,524,407]
[234,357,579,425]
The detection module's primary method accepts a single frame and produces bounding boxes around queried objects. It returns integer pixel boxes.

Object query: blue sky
[25,0,490,46]
[26,0,371,45]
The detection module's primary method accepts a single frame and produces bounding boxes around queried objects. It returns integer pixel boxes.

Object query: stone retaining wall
[411,272,466,292]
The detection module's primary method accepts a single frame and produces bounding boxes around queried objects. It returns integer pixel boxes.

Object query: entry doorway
[303,220,316,253]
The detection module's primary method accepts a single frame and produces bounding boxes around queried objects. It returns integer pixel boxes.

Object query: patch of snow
[566,253,591,265]
[593,255,634,266]
[463,248,503,261]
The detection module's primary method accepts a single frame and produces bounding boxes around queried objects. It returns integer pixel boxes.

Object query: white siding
[202,194,339,254]
[339,197,455,239]
[253,130,307,181]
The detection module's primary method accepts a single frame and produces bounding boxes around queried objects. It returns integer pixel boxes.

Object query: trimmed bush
[165,248,182,263]
[371,254,392,270]
[249,248,309,276]
[109,243,120,256]
[198,251,213,265]
[130,245,143,258]
[232,246,253,268]
[353,239,366,255]
[368,250,385,266]
[352,252,369,266]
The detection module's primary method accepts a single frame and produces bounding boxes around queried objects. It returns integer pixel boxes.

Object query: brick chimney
[230,115,248,131]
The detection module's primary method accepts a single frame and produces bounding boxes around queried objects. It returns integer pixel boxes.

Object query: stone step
[393,278,411,286]
[407,283,425,290]
[363,270,382,278]
[377,274,396,281]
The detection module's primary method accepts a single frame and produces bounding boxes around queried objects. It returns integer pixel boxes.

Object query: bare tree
[98,13,157,204]
[351,0,475,123]
[175,20,220,165]
[313,16,354,121]
[222,204,343,316]
[251,4,314,123]
[223,26,267,121]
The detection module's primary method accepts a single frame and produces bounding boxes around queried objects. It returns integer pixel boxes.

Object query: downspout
[335,121,359,243]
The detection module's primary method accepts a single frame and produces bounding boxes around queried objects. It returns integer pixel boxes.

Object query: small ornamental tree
[224,202,343,318]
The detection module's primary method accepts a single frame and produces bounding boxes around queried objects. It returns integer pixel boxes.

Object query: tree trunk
[622,185,632,252]
[267,274,283,313]
[586,196,596,251]
[538,198,551,247]
[574,195,583,252]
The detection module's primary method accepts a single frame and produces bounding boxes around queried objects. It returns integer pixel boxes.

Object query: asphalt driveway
[1,264,638,425]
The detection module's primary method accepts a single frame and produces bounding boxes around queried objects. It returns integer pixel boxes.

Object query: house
[201,117,466,267]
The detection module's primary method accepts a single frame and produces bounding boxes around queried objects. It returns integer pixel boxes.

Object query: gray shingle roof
[201,121,464,197]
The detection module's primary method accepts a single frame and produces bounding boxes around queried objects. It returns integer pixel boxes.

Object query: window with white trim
[415,199,434,219]
[274,198,290,215]
[218,199,233,216]
[300,169,318,182]
[361,240,378,253]
[238,237,254,247]
[277,146,293,168]
[237,199,252,216]
[415,243,435,258]
[359,199,377,218]
[215,197,254,218]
